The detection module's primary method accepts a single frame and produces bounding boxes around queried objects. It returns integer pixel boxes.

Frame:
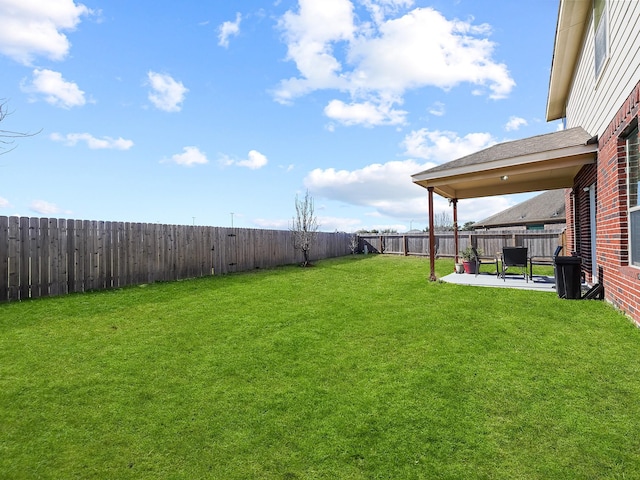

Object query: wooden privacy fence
[359,231,565,258]
[0,216,352,302]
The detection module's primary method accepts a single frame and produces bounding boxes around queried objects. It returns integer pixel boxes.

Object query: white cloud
[304,159,433,217]
[262,136,515,229]
[302,161,444,223]
[428,101,445,116]
[303,127,511,223]
[238,150,268,169]
[50,132,133,150]
[218,13,241,48]
[0,196,10,208]
[30,200,64,215]
[324,97,407,126]
[0,0,92,65]
[220,150,268,170]
[275,0,355,104]
[21,69,86,108]
[275,3,515,126]
[505,116,528,131]
[347,8,514,98]
[147,71,188,112]
[360,0,415,25]
[259,124,513,229]
[305,159,515,224]
[168,146,208,167]
[402,128,496,163]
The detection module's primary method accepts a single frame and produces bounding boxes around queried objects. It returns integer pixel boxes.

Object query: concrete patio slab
[441,272,558,293]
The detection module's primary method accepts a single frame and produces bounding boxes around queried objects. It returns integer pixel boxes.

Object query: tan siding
[567,1,640,136]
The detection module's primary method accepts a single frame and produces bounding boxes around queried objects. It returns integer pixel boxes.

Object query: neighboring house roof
[547,0,591,121]
[411,127,597,199]
[472,189,566,229]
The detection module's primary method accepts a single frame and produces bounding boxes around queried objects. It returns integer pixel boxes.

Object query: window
[594,0,608,77]
[628,126,640,267]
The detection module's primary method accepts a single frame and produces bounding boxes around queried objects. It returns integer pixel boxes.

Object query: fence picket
[48,218,60,296]
[77,220,87,293]
[103,221,112,289]
[59,220,69,296]
[0,217,8,302]
[96,220,105,290]
[89,220,98,290]
[29,217,40,299]
[7,217,19,300]
[116,222,125,287]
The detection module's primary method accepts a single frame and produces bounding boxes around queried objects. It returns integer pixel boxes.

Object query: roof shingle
[473,189,566,228]
[417,127,594,176]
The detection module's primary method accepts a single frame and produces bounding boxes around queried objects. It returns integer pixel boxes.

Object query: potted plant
[459,246,476,274]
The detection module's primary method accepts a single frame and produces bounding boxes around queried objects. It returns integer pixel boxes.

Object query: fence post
[47,218,60,296]
[0,217,8,302]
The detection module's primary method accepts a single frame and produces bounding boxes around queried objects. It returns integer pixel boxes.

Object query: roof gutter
[412,141,597,183]
[546,0,591,121]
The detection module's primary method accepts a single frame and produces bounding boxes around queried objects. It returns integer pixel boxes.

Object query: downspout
[451,198,459,264]
[571,189,577,255]
[428,187,437,281]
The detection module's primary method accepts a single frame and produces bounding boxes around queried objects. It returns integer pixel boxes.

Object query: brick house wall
[573,79,640,323]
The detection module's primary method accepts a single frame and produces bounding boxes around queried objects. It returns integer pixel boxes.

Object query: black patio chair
[471,246,499,277]
[501,247,528,282]
[529,245,563,280]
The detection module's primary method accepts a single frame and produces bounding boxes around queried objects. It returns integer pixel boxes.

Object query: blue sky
[0,0,562,232]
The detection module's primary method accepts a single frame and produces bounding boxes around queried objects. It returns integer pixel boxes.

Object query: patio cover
[411,127,597,280]
[411,127,597,200]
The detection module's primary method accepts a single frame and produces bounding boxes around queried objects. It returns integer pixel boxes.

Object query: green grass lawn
[2,255,640,479]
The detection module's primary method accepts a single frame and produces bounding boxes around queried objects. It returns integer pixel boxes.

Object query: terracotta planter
[462,260,476,274]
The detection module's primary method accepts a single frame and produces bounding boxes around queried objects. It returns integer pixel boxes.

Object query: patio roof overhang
[411,127,597,200]
[411,127,597,281]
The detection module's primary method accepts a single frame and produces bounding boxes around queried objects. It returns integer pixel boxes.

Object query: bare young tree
[1,100,39,155]
[290,190,319,267]
[349,233,359,254]
[434,211,453,232]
